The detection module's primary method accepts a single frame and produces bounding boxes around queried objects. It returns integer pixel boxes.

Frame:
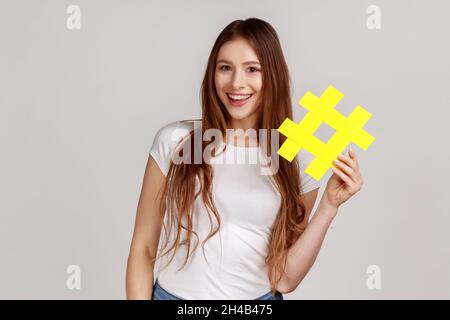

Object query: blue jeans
[151,278,284,300]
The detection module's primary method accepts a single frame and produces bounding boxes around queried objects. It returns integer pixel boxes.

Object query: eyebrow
[216,59,261,66]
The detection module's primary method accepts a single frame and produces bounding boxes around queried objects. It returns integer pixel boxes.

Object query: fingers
[337,150,354,168]
[334,148,363,185]
[331,167,356,194]
[331,166,356,189]
[333,158,354,177]
[348,148,360,169]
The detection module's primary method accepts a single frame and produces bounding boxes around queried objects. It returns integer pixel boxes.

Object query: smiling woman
[127,17,320,300]
[126,17,363,301]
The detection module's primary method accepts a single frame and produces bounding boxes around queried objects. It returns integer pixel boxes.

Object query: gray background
[1,0,449,299]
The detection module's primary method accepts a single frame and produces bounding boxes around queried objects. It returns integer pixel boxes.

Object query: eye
[219,65,231,71]
[248,67,260,72]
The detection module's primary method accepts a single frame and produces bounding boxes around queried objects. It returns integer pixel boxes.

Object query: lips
[227,93,252,100]
[226,93,253,107]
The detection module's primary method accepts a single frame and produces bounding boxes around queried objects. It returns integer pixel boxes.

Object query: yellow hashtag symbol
[277,85,375,180]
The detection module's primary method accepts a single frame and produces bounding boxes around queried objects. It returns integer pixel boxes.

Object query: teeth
[227,94,252,100]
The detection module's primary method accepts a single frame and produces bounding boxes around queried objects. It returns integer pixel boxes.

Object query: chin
[227,108,254,119]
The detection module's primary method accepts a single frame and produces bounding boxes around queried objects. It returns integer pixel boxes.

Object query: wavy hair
[152,18,308,296]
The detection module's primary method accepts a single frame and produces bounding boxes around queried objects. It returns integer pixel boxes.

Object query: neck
[225,123,259,147]
[227,112,259,131]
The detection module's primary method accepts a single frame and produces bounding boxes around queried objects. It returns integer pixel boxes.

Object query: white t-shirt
[149,120,322,299]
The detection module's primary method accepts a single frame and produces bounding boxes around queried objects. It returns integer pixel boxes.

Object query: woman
[126,17,363,300]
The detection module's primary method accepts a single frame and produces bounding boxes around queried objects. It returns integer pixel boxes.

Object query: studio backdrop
[0,0,449,299]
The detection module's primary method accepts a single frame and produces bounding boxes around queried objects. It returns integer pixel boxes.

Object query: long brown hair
[152,18,308,296]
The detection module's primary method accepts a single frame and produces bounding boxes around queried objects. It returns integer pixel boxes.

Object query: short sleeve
[297,149,322,194]
[148,121,189,176]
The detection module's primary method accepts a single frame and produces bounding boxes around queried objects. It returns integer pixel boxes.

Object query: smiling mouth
[226,93,253,101]
[225,93,253,107]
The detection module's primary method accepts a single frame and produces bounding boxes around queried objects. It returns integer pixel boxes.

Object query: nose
[230,69,245,90]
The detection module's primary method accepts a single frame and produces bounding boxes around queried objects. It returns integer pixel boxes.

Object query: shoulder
[151,119,197,149]
[154,119,200,144]
[149,119,200,176]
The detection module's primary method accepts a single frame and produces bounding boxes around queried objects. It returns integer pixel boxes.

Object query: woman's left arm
[276,148,364,293]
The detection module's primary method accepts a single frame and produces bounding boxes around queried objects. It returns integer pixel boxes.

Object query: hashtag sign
[277,85,375,180]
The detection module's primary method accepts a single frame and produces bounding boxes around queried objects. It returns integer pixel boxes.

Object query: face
[214,37,263,131]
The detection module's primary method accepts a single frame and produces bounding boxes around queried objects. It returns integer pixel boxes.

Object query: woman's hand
[322,148,364,212]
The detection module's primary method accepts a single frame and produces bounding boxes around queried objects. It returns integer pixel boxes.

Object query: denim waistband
[151,278,284,300]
